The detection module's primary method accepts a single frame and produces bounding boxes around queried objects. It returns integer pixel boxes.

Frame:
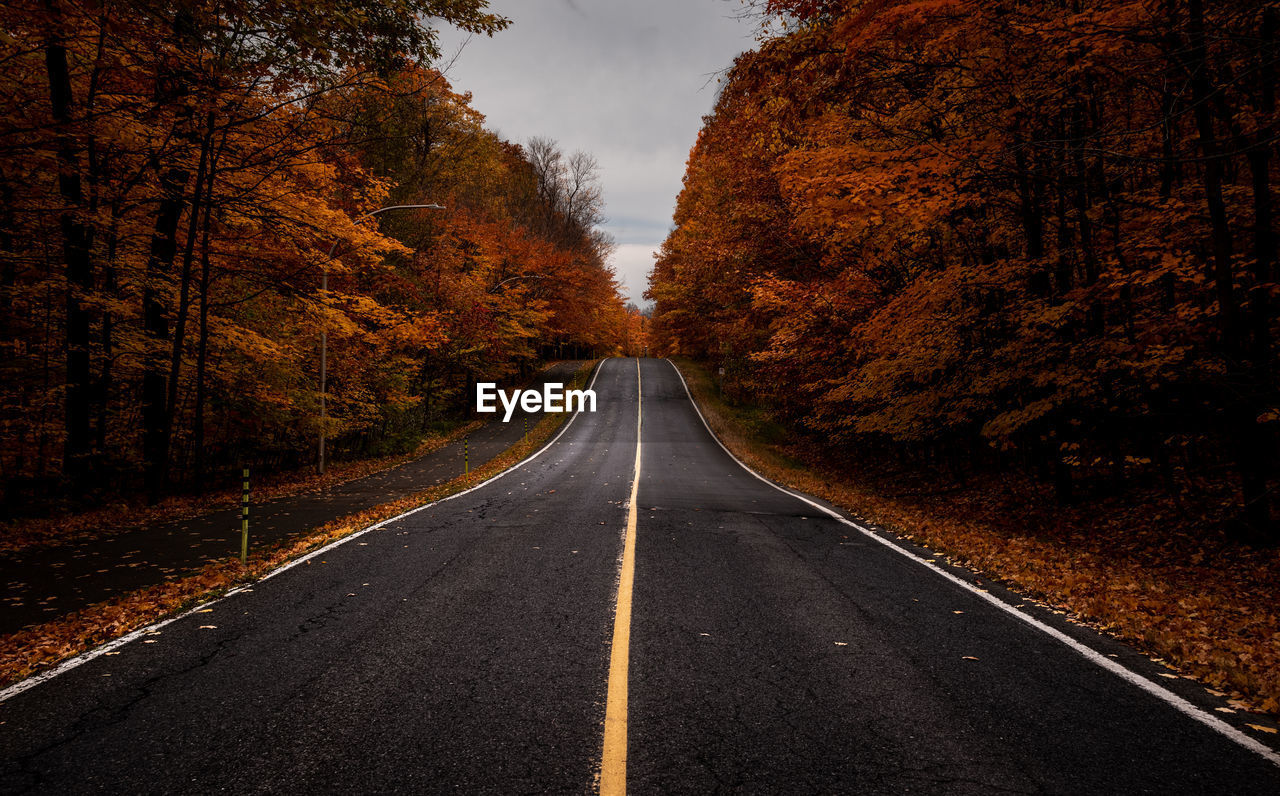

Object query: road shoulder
[669,356,1280,740]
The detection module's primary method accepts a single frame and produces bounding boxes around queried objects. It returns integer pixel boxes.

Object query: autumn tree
[0,0,630,514]
[650,0,1280,542]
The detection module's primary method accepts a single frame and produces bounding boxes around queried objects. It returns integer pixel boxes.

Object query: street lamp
[319,203,444,475]
[487,273,549,293]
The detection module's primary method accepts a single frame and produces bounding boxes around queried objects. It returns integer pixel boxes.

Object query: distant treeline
[648,0,1279,542]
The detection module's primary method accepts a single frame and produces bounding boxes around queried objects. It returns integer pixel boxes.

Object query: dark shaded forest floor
[673,358,1280,720]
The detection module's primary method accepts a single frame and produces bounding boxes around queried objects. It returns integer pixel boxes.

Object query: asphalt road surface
[1,358,1278,794]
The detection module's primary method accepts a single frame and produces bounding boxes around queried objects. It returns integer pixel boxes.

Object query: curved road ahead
[1,358,1278,793]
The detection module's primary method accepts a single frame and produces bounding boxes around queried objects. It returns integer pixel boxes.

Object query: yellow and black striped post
[523,416,527,441]
[464,436,469,474]
[240,467,250,565]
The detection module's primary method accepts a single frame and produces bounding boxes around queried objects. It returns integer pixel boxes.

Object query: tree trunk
[1014,143,1044,259]
[164,116,215,488]
[44,0,96,489]
[141,164,188,501]
[141,9,199,502]
[1182,0,1272,541]
[1185,0,1240,353]
[96,211,120,456]
[193,186,214,491]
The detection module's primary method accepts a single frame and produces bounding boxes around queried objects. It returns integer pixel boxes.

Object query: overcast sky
[436,0,757,307]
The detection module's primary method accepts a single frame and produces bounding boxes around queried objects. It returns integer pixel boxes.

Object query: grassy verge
[0,360,599,690]
[672,357,1280,719]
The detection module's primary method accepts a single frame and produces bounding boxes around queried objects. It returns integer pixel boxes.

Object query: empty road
[1,358,1277,794]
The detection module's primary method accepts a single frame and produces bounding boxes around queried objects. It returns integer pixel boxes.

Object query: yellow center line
[600,358,642,795]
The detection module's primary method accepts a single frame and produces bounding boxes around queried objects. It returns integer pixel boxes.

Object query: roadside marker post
[240,467,249,565]
[464,436,469,474]
[523,417,527,441]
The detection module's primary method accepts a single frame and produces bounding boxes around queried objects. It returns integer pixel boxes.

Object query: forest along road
[1,358,1278,794]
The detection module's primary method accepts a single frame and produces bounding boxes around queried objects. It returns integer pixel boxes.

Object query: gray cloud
[436,0,753,306]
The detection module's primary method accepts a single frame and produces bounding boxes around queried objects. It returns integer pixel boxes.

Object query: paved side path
[0,361,588,635]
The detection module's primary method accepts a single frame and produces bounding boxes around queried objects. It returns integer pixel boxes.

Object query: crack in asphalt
[5,634,238,793]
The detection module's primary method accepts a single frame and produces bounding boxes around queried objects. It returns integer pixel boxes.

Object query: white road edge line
[0,361,607,705]
[665,358,1280,769]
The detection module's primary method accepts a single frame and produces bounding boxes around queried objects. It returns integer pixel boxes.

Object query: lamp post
[487,273,549,293]
[319,203,443,475]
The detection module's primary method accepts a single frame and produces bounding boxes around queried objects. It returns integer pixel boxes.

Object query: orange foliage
[649,0,1280,540]
[0,4,629,511]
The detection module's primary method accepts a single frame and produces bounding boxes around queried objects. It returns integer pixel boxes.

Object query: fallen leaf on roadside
[1246,724,1277,734]
[962,656,979,661]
